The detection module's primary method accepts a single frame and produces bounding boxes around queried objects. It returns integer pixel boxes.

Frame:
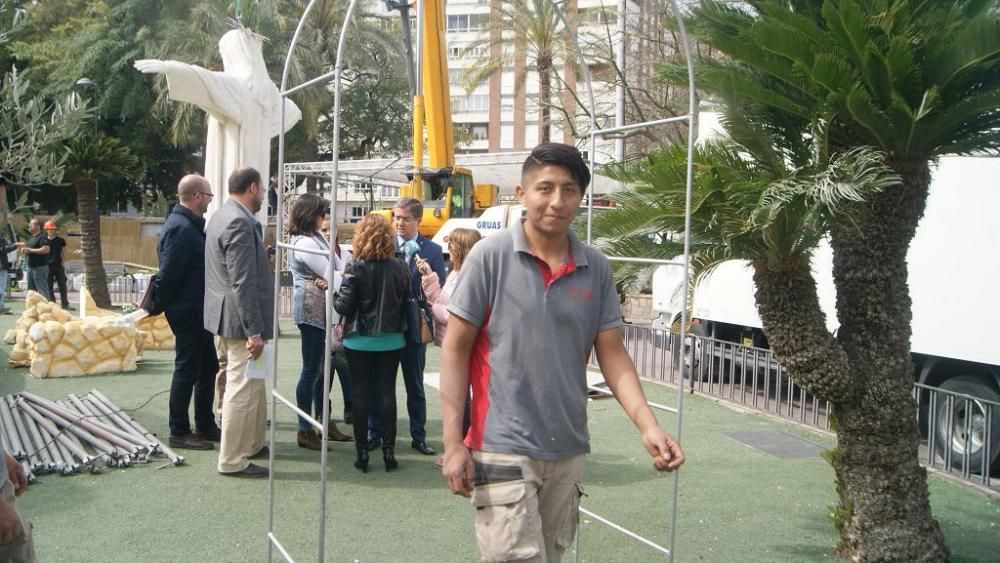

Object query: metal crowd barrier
[915,383,997,489]
[616,323,831,431]
[614,322,999,491]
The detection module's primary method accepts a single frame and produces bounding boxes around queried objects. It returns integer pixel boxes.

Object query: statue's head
[218,28,269,83]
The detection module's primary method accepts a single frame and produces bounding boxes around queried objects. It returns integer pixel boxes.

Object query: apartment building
[369,0,639,163]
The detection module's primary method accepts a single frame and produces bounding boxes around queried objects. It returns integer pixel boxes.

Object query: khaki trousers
[214,337,228,415]
[217,337,267,473]
[470,452,585,563]
[0,482,36,562]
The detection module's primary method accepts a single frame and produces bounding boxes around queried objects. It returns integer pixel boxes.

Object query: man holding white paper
[204,167,274,479]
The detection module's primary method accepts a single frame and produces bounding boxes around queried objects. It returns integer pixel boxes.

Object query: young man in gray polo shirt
[441,143,684,562]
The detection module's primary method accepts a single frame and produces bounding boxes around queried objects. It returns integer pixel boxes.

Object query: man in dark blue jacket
[368,197,446,455]
[152,175,222,450]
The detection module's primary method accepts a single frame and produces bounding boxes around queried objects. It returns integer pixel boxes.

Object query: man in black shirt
[43,221,70,309]
[0,231,17,314]
[16,219,52,301]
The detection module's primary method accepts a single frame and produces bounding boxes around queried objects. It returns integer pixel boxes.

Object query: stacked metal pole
[0,390,185,478]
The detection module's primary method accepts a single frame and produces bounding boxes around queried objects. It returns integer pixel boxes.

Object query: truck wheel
[675,323,707,380]
[932,376,1000,473]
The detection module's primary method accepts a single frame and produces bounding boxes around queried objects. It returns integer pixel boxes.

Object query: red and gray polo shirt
[447,220,621,460]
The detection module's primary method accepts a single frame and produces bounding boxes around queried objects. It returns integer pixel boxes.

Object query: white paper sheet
[244,342,274,380]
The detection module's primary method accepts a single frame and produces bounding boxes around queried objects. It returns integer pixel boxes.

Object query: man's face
[249,182,264,214]
[196,181,214,215]
[28,221,40,235]
[393,207,420,240]
[45,227,57,239]
[516,164,583,237]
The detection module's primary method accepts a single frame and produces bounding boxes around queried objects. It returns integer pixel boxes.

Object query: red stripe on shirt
[531,247,577,288]
[465,306,492,450]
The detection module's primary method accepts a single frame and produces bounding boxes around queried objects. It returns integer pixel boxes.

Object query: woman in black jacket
[333,214,409,472]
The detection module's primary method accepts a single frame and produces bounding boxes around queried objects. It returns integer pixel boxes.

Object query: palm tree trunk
[76,179,111,309]
[538,54,552,144]
[0,186,9,228]
[828,162,948,561]
[752,259,851,404]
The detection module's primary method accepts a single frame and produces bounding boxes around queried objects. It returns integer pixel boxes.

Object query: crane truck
[375,0,499,237]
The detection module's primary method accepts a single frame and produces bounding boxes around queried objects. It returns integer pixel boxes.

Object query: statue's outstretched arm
[134,59,242,122]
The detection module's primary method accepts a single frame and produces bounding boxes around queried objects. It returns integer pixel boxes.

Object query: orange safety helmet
[43,220,58,230]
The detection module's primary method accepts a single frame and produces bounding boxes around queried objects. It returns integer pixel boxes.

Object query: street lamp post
[74,78,100,207]
[74,77,99,136]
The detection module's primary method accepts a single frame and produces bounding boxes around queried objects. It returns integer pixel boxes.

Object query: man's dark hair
[228,167,262,195]
[394,197,423,219]
[287,193,329,236]
[521,143,591,190]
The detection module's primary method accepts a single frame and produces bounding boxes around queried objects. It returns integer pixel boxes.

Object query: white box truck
[650,155,1000,469]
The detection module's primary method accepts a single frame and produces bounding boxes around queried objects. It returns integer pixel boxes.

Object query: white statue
[135,27,302,223]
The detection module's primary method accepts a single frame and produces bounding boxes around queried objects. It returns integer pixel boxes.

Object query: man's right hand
[0,497,22,545]
[441,444,475,497]
[246,335,265,360]
[415,256,432,277]
[134,59,175,75]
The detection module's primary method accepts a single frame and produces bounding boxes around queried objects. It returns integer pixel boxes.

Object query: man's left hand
[641,426,685,472]
[3,454,27,496]
[246,335,265,360]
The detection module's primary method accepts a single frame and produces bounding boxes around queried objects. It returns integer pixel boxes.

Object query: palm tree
[63,135,139,309]
[618,1,1000,559]
[463,0,574,144]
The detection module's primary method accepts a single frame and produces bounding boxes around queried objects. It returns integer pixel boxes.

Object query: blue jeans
[27,265,51,301]
[0,269,7,309]
[369,340,427,443]
[296,324,327,432]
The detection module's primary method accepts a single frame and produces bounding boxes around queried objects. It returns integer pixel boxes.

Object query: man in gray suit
[204,167,274,478]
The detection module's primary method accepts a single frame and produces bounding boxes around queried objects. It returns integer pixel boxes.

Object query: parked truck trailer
[651,155,1000,470]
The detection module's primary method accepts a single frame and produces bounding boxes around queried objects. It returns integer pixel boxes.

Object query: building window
[452,95,489,113]
[449,46,463,58]
[467,45,488,58]
[351,207,365,219]
[467,95,488,112]
[448,14,469,32]
[466,123,489,141]
[448,69,462,83]
[470,13,489,31]
[581,7,617,26]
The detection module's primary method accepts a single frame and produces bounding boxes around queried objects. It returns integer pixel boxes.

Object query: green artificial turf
[0,301,995,562]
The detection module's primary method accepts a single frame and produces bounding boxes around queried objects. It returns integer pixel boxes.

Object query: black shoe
[354,449,369,473]
[383,446,398,472]
[169,433,213,450]
[411,440,436,456]
[219,463,269,479]
[194,427,222,442]
[249,446,270,460]
[365,438,382,452]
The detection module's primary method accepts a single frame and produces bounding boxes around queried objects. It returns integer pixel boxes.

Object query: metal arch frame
[267,1,362,562]
[546,1,696,561]
[266,0,697,560]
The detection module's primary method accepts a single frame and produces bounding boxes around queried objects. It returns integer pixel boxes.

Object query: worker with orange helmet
[44,220,70,309]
